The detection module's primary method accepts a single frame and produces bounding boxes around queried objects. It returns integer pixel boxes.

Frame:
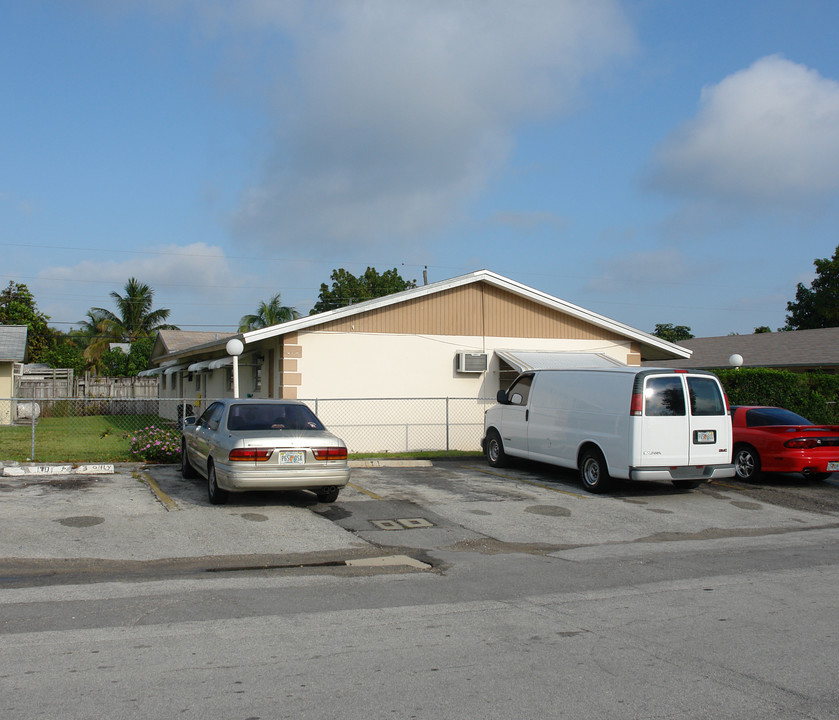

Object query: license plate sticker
[828,462,839,472]
[279,451,305,465]
[694,430,716,444]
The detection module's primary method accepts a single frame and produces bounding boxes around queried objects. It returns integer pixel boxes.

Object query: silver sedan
[181,398,350,505]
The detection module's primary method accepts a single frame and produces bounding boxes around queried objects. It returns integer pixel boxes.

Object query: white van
[482,367,734,492]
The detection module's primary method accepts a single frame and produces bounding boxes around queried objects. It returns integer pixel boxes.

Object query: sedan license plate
[828,462,839,472]
[694,430,716,444]
[279,451,305,465]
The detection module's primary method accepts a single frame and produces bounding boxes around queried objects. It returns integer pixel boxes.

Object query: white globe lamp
[226,338,245,397]
[729,353,744,370]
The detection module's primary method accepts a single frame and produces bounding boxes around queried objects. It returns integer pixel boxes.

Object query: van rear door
[636,372,730,468]
[685,374,730,465]
[638,374,689,467]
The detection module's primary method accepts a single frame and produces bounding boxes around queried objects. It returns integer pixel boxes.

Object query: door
[638,375,690,467]
[192,402,224,468]
[685,375,730,465]
[500,374,535,455]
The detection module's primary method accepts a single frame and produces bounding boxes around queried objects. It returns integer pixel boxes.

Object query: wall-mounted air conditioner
[456,352,488,373]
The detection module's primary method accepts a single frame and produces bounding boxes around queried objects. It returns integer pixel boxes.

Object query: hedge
[714,368,839,424]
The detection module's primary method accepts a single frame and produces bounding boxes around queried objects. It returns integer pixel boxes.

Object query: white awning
[163,363,189,375]
[495,351,626,372]
[137,368,164,377]
[208,357,234,369]
[187,360,212,372]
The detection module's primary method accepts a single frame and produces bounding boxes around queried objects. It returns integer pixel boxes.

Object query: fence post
[30,412,35,461]
[445,397,450,453]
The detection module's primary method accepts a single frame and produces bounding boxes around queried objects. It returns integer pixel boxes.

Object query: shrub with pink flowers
[129,425,181,463]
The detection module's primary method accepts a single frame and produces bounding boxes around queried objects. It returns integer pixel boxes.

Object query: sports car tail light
[229,448,274,462]
[784,438,820,449]
[312,447,348,461]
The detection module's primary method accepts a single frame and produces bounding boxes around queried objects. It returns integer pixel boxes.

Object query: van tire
[579,448,610,493]
[485,429,507,468]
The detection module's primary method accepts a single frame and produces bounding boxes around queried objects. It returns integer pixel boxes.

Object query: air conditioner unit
[456,352,488,373]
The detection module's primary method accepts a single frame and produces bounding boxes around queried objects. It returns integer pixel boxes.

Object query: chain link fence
[0,396,493,463]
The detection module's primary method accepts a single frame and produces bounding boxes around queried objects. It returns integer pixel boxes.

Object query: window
[687,377,726,416]
[644,376,686,416]
[197,402,224,431]
[253,365,262,393]
[506,374,533,406]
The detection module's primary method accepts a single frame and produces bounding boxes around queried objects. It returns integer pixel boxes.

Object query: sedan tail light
[229,448,274,462]
[312,447,348,461]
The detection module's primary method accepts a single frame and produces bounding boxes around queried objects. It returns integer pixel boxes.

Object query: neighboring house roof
[650,327,839,370]
[151,330,237,364]
[0,325,28,362]
[151,270,691,364]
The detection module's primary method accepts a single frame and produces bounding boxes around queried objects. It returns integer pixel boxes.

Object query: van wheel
[733,444,761,481]
[485,429,507,468]
[579,448,610,493]
[207,461,229,505]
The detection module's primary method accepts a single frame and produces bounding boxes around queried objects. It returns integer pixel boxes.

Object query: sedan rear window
[745,407,812,427]
[227,404,325,432]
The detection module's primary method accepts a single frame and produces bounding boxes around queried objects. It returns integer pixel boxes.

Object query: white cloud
[215,0,635,249]
[650,55,839,206]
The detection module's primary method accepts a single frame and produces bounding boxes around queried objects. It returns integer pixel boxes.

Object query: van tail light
[229,448,273,462]
[785,438,820,449]
[312,447,348,461]
[630,392,643,416]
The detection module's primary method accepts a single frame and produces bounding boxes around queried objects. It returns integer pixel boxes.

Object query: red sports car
[731,406,839,481]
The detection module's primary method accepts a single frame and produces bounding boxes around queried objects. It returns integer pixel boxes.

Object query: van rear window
[687,377,726,416]
[644,377,686,416]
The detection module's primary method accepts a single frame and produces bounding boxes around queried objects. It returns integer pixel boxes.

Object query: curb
[1,464,115,478]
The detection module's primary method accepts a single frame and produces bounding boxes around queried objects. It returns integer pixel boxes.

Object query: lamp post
[226,338,244,398]
[729,353,744,371]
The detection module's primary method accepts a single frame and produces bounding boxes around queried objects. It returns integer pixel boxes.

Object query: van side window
[644,377,686,416]
[507,375,533,406]
[687,377,726,416]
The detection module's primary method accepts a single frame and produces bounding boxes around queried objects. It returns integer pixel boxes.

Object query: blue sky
[3,1,839,339]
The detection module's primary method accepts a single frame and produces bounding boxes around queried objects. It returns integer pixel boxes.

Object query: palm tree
[91,278,179,342]
[76,308,111,374]
[239,293,300,332]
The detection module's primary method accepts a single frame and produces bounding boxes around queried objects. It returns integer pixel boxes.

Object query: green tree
[311,267,417,315]
[785,244,839,330]
[91,277,179,342]
[0,281,55,362]
[41,336,86,375]
[239,293,301,332]
[753,326,772,334]
[652,323,694,343]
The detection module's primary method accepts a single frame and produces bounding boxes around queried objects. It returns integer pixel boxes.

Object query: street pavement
[2,459,839,719]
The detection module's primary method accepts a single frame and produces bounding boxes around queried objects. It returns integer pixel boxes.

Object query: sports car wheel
[733,444,761,481]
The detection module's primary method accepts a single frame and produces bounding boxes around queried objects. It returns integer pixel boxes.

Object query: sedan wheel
[181,439,197,479]
[207,462,230,505]
[733,444,761,481]
[315,486,340,503]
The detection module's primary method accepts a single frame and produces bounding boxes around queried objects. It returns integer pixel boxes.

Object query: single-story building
[0,325,28,425]
[147,270,690,452]
[653,328,839,373]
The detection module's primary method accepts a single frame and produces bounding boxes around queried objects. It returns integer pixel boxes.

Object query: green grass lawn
[0,415,178,464]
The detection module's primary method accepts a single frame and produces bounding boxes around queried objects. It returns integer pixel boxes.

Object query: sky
[3,0,839,339]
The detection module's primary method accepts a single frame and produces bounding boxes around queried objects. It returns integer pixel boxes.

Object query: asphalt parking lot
[2,458,837,574]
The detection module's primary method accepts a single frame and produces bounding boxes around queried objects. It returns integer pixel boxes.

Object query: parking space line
[466,465,590,499]
[348,482,384,500]
[138,471,179,511]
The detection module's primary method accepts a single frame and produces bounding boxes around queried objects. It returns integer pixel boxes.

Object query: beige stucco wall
[0,362,13,424]
[286,331,637,400]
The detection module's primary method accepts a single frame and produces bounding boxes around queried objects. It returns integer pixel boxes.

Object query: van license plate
[694,430,716,444]
[279,451,305,465]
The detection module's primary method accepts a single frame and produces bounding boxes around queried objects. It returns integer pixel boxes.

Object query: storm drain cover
[371,518,435,531]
